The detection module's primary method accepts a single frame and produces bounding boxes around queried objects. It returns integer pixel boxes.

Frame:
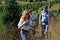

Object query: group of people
[17,6,52,40]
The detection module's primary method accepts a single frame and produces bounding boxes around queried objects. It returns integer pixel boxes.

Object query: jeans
[41,22,49,38]
[20,30,29,40]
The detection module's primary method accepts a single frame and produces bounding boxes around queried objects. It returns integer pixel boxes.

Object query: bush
[0,6,3,12]
[52,10,57,16]
[2,0,21,27]
[49,1,53,8]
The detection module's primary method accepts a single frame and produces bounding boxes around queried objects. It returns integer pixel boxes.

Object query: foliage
[1,0,60,26]
[2,0,22,27]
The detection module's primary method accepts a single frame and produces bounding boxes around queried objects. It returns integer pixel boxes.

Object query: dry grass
[50,3,60,10]
[29,16,60,40]
[49,16,60,40]
[0,17,60,40]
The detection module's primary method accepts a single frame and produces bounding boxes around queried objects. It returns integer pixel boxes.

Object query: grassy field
[0,1,60,40]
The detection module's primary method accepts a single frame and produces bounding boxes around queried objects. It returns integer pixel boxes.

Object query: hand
[18,26,21,29]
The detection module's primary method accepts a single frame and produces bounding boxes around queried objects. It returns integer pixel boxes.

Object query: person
[28,9,37,35]
[18,10,31,40]
[39,6,51,38]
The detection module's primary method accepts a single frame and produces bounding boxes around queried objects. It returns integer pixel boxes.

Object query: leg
[41,22,45,35]
[45,25,49,38]
[20,30,26,40]
[41,25,45,38]
[32,26,36,35]
[25,31,31,40]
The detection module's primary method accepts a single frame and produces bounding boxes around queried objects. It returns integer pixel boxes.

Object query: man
[28,9,37,35]
[39,6,51,38]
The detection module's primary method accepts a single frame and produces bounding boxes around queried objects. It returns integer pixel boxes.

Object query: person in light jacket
[39,6,51,38]
[18,10,32,40]
[28,9,37,35]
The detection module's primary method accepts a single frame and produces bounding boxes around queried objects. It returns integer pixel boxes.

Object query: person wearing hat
[28,9,37,35]
[39,6,51,38]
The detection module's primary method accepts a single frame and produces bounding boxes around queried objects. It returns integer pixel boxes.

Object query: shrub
[52,10,57,16]
[2,0,21,27]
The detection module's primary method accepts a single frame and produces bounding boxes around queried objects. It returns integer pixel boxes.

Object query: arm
[33,14,37,21]
[39,12,42,25]
[18,19,26,29]
[49,11,53,17]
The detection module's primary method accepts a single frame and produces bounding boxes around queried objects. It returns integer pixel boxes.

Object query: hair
[28,9,32,13]
[44,6,48,9]
[21,10,30,20]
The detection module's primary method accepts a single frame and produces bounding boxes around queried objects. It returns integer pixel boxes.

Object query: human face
[44,8,48,13]
[26,13,30,19]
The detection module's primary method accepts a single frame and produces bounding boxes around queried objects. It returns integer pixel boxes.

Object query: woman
[18,10,31,40]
